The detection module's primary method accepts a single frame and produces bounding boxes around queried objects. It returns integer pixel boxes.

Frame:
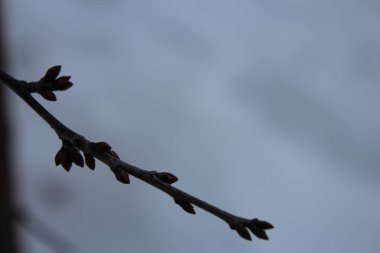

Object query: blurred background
[1,0,380,252]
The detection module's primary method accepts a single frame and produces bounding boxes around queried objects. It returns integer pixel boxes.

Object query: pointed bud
[55,148,66,166]
[251,219,274,230]
[235,224,252,241]
[156,172,178,184]
[115,169,130,184]
[84,153,96,170]
[57,76,71,81]
[43,65,61,82]
[40,90,57,101]
[72,151,84,167]
[55,80,73,91]
[248,227,269,240]
[247,222,270,240]
[174,199,196,215]
[62,158,73,172]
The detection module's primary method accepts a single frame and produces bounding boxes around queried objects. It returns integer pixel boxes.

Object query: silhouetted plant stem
[0,67,273,241]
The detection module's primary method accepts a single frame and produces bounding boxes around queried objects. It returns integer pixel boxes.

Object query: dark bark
[0,0,19,252]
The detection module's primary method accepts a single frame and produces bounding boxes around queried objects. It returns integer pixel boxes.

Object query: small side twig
[0,66,274,241]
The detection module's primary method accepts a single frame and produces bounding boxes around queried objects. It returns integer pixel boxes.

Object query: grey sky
[5,0,380,252]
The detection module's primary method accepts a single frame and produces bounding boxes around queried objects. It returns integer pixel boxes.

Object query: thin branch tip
[1,65,274,241]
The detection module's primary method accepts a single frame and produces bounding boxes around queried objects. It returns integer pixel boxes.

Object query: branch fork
[0,66,274,241]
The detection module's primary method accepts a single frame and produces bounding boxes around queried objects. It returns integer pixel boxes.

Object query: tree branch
[0,66,274,241]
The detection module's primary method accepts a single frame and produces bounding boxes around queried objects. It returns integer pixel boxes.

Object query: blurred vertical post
[0,1,19,252]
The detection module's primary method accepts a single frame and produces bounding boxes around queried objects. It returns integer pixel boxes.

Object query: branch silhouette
[0,66,274,241]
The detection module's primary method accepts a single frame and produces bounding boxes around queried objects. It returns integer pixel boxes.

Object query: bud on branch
[0,66,274,242]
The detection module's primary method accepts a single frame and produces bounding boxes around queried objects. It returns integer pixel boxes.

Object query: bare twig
[0,66,274,241]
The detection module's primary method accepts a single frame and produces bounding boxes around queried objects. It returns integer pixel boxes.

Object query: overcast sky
[4,0,380,252]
